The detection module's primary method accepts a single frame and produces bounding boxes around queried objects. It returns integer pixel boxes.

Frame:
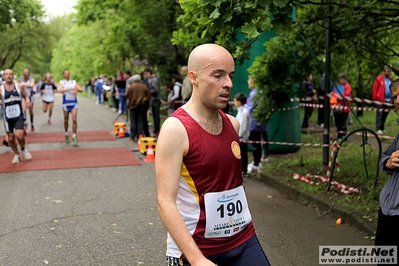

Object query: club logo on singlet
[231,141,241,159]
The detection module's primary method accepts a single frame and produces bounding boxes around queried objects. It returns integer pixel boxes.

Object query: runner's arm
[19,83,31,107]
[75,83,83,92]
[57,82,65,93]
[156,117,216,266]
[57,82,73,93]
[39,83,45,93]
[27,78,35,89]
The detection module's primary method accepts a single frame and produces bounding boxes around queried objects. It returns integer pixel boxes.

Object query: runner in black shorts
[40,73,57,124]
[0,69,32,164]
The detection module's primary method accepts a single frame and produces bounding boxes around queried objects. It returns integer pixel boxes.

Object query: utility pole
[323,3,331,167]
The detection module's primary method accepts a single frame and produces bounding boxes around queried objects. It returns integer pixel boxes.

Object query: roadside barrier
[292,142,359,194]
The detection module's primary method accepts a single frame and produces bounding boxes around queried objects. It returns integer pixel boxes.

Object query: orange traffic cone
[136,134,143,150]
[117,126,125,138]
[144,144,155,162]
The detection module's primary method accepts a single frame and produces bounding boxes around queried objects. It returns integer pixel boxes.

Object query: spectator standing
[234,92,250,178]
[143,68,161,136]
[85,79,92,98]
[94,74,104,104]
[141,72,151,136]
[376,78,399,266]
[180,65,192,102]
[119,71,131,115]
[318,73,327,127]
[155,43,270,266]
[247,75,269,173]
[126,74,151,141]
[301,73,315,129]
[161,83,175,116]
[330,73,352,140]
[171,74,182,110]
[110,75,119,112]
[372,65,394,134]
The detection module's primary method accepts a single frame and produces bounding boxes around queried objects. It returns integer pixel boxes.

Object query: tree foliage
[247,0,399,122]
[172,0,399,122]
[0,0,43,31]
[0,0,49,79]
[172,0,294,59]
[65,0,187,83]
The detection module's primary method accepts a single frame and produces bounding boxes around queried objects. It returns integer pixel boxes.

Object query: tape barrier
[292,142,359,194]
[299,102,394,112]
[240,139,331,147]
[292,95,395,107]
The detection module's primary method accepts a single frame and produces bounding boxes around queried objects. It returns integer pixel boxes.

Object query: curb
[255,171,376,236]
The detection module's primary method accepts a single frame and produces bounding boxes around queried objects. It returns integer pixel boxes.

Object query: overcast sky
[40,0,78,17]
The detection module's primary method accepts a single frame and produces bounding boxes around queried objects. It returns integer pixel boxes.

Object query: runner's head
[23,69,30,79]
[44,73,52,82]
[3,69,14,84]
[63,69,70,80]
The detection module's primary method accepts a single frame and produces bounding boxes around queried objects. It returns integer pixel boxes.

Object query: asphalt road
[0,93,374,266]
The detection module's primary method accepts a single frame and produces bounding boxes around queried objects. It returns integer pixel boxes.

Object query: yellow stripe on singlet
[181,163,199,204]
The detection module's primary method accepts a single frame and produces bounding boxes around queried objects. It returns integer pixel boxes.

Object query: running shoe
[48,120,52,125]
[247,163,259,173]
[12,154,21,164]
[23,149,32,160]
[31,125,35,132]
[72,136,78,146]
[65,135,70,144]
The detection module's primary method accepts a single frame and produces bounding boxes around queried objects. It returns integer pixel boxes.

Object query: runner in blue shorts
[57,69,83,146]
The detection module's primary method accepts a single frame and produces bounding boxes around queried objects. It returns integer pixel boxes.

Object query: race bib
[5,104,21,119]
[65,93,76,101]
[204,185,252,238]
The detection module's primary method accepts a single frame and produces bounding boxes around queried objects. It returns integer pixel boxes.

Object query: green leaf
[209,8,220,19]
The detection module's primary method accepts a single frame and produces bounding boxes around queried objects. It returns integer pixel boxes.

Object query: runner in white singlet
[40,73,57,125]
[20,69,35,132]
[57,69,83,145]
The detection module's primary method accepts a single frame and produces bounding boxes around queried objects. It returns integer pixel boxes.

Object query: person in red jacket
[331,73,352,140]
[372,65,394,134]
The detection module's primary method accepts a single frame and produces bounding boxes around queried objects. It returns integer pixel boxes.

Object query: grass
[263,107,399,225]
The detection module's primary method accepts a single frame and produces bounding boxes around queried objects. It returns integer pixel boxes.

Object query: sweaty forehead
[201,54,234,73]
